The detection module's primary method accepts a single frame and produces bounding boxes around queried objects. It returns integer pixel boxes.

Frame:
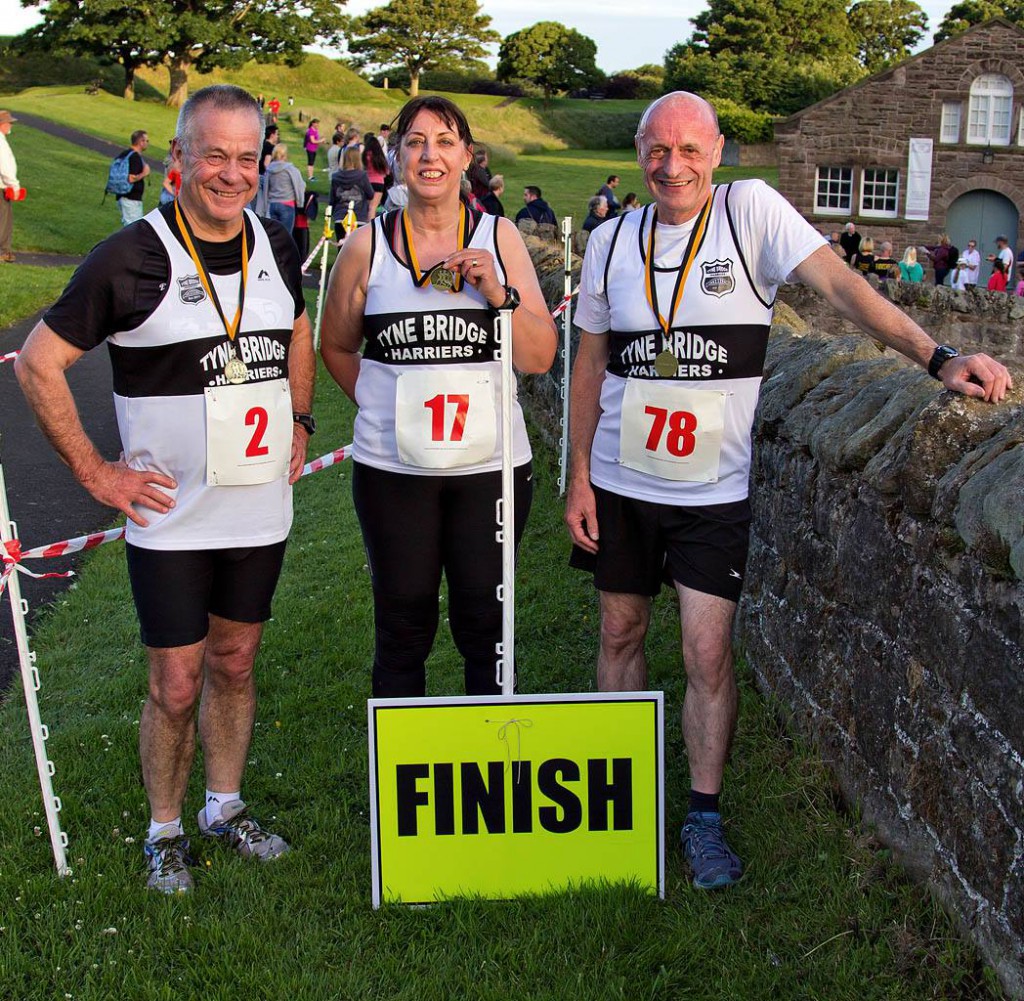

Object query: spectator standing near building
[598,175,621,217]
[950,257,970,290]
[852,236,875,276]
[899,246,923,282]
[565,90,1011,893]
[988,258,1009,292]
[1015,265,1024,296]
[116,130,150,228]
[871,241,898,279]
[0,109,23,263]
[988,235,1014,276]
[961,239,981,286]
[925,234,955,285]
[15,84,315,895]
[516,186,557,227]
[839,221,860,263]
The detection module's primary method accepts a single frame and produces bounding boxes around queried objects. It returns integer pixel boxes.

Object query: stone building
[775,18,1024,285]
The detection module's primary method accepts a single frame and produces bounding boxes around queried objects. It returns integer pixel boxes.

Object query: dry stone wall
[520,225,1024,995]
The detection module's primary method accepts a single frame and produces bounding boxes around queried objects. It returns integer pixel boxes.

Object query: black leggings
[352,461,532,697]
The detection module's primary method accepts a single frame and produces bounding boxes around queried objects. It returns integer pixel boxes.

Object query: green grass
[0,265,75,328]
[0,286,1004,998]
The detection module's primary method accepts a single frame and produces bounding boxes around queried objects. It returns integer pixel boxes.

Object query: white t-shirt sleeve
[574,221,616,334]
[726,180,827,291]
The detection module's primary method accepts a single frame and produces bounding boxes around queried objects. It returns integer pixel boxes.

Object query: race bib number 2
[205,379,292,486]
[619,379,726,482]
[395,370,496,469]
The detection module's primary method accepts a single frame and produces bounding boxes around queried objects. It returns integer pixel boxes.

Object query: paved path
[13,111,166,173]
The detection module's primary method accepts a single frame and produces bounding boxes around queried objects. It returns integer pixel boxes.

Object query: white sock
[148,816,183,841]
[205,790,241,826]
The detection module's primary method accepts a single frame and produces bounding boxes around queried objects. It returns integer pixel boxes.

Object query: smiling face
[399,110,472,206]
[636,95,723,225]
[172,106,261,240]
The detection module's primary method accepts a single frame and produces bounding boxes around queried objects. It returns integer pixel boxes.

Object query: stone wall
[520,226,1024,996]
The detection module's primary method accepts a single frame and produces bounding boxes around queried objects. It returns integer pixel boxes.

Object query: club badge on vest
[700,259,735,299]
[178,274,208,305]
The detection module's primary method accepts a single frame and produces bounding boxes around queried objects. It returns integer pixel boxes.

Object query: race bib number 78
[619,379,726,482]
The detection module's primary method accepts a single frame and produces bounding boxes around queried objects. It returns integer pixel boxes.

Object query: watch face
[505,286,521,310]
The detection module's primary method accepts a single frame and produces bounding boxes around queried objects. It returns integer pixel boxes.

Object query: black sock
[689,789,720,815]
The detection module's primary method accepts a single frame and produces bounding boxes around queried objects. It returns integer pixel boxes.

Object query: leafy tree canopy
[847,0,928,72]
[663,0,863,115]
[933,0,1023,40]
[346,0,499,98]
[22,0,346,105]
[496,21,603,98]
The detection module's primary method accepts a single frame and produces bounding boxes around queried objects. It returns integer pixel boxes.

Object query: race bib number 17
[395,370,497,469]
[619,379,726,482]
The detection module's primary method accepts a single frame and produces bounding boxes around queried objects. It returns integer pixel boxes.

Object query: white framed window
[815,166,853,214]
[967,74,1013,145]
[1018,107,1024,146]
[940,102,961,143]
[860,168,899,217]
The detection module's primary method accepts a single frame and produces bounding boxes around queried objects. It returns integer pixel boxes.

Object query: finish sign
[368,693,664,906]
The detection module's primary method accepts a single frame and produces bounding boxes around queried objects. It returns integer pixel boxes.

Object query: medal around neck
[428,265,455,291]
[224,350,249,385]
[654,350,678,378]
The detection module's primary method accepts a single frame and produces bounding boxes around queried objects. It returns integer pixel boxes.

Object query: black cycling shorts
[125,541,287,648]
[569,486,751,603]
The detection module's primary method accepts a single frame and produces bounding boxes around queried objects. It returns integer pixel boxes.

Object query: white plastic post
[495,308,516,696]
[558,217,573,496]
[313,204,334,351]
[0,458,70,875]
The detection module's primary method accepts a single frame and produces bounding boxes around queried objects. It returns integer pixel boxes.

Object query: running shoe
[144,829,196,894]
[197,799,290,860]
[680,811,743,889]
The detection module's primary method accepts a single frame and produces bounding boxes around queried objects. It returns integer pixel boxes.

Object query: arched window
[968,74,1013,145]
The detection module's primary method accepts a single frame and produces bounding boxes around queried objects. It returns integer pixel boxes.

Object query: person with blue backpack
[107,130,150,227]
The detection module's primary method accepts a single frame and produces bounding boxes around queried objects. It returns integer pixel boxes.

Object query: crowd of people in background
[829,220,1024,295]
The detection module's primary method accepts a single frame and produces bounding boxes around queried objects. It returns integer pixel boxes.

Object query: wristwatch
[928,344,960,380]
[293,412,317,436]
[489,285,521,315]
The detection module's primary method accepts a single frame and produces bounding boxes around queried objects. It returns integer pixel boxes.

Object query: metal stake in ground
[0,454,69,875]
[495,308,516,697]
[558,216,573,496]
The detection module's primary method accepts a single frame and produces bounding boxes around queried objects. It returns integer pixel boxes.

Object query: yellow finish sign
[368,693,664,906]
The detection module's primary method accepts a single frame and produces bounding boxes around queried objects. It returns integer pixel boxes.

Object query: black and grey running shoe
[144,830,196,894]
[197,800,289,860]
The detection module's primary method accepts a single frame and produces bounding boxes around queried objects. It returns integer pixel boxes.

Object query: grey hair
[588,194,607,212]
[175,85,263,153]
[634,91,719,149]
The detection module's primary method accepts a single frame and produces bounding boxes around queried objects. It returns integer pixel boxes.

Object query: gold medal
[224,353,249,384]
[428,265,455,291]
[654,350,678,378]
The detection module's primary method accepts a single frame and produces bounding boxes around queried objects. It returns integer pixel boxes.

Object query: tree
[346,0,499,98]
[663,0,864,115]
[604,63,664,100]
[848,0,928,72]
[23,0,346,107]
[20,1,169,100]
[933,0,1023,40]
[497,22,602,98]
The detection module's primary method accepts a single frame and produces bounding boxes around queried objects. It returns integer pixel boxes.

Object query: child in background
[951,258,969,290]
[988,258,1008,292]
[1016,266,1024,296]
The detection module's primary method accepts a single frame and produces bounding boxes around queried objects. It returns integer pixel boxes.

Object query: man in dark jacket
[839,221,860,263]
[515,186,557,226]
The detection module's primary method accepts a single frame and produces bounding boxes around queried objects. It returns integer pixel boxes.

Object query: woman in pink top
[304,118,323,180]
[362,132,390,218]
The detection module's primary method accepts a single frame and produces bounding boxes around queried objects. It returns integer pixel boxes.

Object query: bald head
[635,92,719,152]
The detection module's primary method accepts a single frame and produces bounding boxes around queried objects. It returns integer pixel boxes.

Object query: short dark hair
[379,123,390,132]
[131,129,148,145]
[525,185,542,198]
[265,124,278,140]
[391,96,473,150]
[607,174,618,184]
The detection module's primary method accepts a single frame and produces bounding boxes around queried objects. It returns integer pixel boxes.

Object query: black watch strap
[293,412,317,436]
[928,344,959,380]
[489,285,520,315]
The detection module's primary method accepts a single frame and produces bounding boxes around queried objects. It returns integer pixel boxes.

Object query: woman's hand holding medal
[442,249,505,308]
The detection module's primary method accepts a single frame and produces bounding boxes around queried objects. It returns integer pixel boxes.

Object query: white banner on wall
[905,138,933,221]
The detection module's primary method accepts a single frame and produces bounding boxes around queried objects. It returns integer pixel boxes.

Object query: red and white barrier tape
[550,286,579,320]
[1,444,352,596]
[1,350,20,364]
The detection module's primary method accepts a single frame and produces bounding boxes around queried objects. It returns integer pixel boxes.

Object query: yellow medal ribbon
[400,203,468,292]
[643,194,713,346]
[174,198,248,344]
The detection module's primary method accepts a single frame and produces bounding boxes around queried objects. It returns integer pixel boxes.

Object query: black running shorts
[125,541,287,648]
[569,485,751,603]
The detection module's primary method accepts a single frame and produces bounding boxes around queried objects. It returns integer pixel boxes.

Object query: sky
[0,0,967,75]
